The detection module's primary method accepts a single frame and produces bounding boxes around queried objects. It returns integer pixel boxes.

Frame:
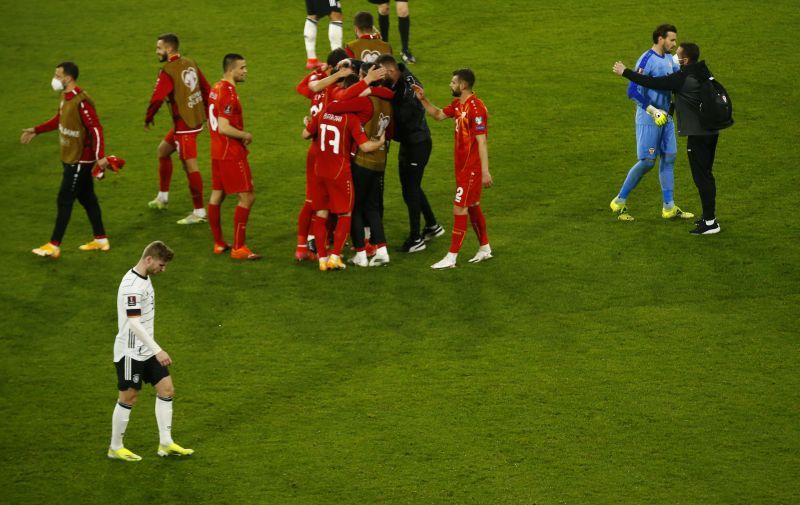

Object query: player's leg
[396,141,427,252]
[467,200,492,264]
[687,135,720,235]
[415,139,439,238]
[349,163,370,266]
[150,366,193,457]
[74,163,110,252]
[329,3,343,50]
[433,173,479,269]
[34,162,79,259]
[148,133,176,209]
[208,160,229,254]
[296,150,317,260]
[225,159,260,260]
[327,174,353,270]
[108,358,142,461]
[371,1,390,41]
[396,1,415,63]
[175,132,206,224]
[310,176,331,270]
[610,123,657,221]
[659,122,694,220]
[366,171,390,266]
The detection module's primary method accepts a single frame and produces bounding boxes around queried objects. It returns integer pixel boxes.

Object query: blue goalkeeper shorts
[636,119,677,160]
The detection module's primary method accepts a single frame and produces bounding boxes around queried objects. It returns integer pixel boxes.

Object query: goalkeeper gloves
[646,105,669,127]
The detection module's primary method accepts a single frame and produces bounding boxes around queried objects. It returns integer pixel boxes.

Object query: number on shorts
[208,104,218,132]
[455,186,464,203]
[320,124,341,154]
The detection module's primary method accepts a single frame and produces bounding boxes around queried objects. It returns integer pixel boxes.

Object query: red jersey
[208,80,248,161]
[442,94,489,173]
[305,109,368,179]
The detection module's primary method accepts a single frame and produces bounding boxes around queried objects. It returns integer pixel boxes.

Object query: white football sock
[155,396,174,446]
[193,208,207,218]
[110,401,132,450]
[158,191,169,202]
[329,21,343,49]
[304,18,318,59]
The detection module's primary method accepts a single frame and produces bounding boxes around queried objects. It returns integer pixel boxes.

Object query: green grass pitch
[1,1,798,503]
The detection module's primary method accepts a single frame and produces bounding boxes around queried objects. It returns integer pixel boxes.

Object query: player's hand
[646,105,668,127]
[612,61,626,75]
[410,83,426,101]
[155,350,172,366]
[20,128,37,144]
[482,170,493,188]
[365,65,386,84]
[242,132,253,146]
[303,115,311,126]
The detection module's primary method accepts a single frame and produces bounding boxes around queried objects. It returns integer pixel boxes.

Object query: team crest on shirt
[224,105,232,114]
[361,50,381,63]
[132,374,140,384]
[475,116,483,125]
[649,147,656,155]
[377,113,390,137]
[127,296,137,306]
[181,67,199,91]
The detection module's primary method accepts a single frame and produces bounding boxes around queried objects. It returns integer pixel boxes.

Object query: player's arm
[352,119,386,152]
[79,100,109,169]
[614,62,685,91]
[476,134,492,188]
[21,111,59,143]
[308,66,353,93]
[198,68,212,106]
[410,84,447,121]
[125,297,171,366]
[302,114,318,140]
[218,116,253,145]
[144,71,173,130]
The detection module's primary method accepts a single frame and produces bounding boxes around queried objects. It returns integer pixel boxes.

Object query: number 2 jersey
[208,80,248,160]
[114,269,155,362]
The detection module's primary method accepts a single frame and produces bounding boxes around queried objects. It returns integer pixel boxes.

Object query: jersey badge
[181,67,199,91]
[132,374,140,384]
[127,296,137,306]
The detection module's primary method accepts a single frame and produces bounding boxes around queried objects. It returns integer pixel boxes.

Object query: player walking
[207,54,260,260]
[144,33,211,225]
[610,24,694,221]
[413,69,494,269]
[108,241,193,461]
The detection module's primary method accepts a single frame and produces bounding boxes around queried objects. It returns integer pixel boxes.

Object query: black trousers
[351,162,386,249]
[398,138,436,240]
[52,162,105,243]
[686,135,719,221]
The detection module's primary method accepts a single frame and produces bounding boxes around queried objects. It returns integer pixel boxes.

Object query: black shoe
[402,50,417,64]
[690,220,721,235]
[422,224,445,241]
[396,236,426,252]
[307,238,317,254]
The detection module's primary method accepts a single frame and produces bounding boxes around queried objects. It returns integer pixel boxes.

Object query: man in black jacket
[376,54,444,252]
[613,43,722,235]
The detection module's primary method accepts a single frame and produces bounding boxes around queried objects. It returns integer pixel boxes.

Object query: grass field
[1,1,799,503]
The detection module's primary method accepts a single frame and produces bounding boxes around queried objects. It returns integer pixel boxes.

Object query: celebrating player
[304,0,344,69]
[609,24,694,221]
[207,54,260,260]
[108,241,193,461]
[302,75,386,271]
[413,69,494,269]
[144,33,211,225]
[22,61,112,259]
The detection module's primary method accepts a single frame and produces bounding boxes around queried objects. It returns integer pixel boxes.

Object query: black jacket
[623,61,718,137]
[389,64,431,144]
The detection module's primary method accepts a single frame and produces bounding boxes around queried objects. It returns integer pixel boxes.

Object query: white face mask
[51,77,64,91]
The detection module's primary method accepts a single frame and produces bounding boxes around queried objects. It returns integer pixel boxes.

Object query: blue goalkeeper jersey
[628,49,679,125]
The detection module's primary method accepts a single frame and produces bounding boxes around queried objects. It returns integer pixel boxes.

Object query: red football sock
[449,214,468,254]
[158,157,173,192]
[312,215,329,258]
[208,203,224,245]
[297,201,314,246]
[187,171,204,210]
[468,205,489,246]
[233,205,250,250]
[332,215,351,256]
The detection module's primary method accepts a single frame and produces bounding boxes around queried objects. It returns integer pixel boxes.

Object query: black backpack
[695,67,734,130]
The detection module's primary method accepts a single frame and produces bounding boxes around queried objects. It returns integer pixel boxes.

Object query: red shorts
[211,158,254,194]
[311,173,353,214]
[163,128,199,161]
[454,169,482,208]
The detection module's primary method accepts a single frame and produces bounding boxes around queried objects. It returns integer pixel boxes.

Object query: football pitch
[1,1,798,503]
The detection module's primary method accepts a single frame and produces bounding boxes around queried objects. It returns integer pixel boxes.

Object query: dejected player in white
[108,241,193,461]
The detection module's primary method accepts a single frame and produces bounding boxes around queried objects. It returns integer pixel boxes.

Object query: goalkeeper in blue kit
[610,24,694,221]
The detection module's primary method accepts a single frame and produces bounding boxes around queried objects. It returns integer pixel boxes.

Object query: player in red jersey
[413,68,494,269]
[302,76,386,271]
[207,54,260,261]
[144,33,211,225]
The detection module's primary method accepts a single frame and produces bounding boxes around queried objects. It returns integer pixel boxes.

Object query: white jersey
[114,268,156,362]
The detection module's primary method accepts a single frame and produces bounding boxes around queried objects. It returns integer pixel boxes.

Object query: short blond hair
[141,241,174,262]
